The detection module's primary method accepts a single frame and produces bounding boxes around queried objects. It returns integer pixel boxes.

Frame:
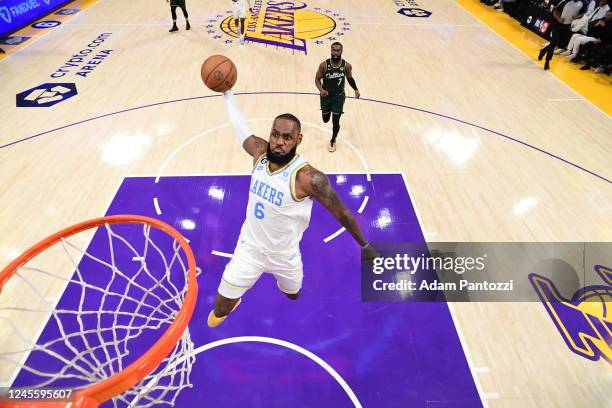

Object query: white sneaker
[560,50,571,56]
[554,48,566,55]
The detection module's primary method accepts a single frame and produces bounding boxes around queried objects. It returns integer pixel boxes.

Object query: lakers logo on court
[529,265,612,364]
[207,2,349,53]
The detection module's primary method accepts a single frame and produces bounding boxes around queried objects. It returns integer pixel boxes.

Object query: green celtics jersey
[322,59,346,95]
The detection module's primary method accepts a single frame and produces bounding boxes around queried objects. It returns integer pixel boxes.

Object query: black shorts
[320,92,345,115]
[170,0,186,7]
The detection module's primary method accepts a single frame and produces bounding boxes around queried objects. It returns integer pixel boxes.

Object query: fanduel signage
[0,0,71,37]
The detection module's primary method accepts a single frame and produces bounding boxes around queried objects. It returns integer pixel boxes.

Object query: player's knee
[332,113,341,125]
[322,112,331,123]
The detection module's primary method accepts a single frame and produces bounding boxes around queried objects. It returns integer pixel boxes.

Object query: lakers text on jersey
[240,154,314,252]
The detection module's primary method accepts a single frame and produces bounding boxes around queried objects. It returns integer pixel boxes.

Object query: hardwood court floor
[0,0,610,407]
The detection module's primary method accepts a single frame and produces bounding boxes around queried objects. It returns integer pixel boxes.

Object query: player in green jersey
[315,42,360,152]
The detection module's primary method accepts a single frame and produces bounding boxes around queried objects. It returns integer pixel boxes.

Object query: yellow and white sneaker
[207,298,242,328]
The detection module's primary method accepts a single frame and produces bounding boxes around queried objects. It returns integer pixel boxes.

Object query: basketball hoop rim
[0,215,198,408]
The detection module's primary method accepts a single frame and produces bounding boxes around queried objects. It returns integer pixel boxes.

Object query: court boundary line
[6,172,484,406]
[2,92,608,184]
[400,171,489,408]
[451,0,610,117]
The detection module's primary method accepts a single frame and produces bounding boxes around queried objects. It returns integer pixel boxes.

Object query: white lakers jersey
[239,154,313,252]
[232,0,251,10]
[231,0,251,19]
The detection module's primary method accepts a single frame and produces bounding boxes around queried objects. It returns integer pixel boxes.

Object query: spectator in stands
[493,0,520,13]
[538,0,587,69]
[507,0,530,21]
[576,11,612,71]
[580,45,612,72]
[580,0,610,24]
[563,9,612,58]
[481,0,498,6]
[554,0,609,50]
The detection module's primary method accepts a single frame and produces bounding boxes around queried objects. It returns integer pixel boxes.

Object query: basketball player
[167,0,190,32]
[232,0,253,45]
[315,42,360,152]
[207,90,376,327]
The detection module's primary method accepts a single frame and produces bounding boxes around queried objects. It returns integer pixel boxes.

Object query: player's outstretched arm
[223,90,268,159]
[298,166,368,247]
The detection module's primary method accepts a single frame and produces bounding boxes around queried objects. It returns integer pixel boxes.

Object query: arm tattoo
[309,169,367,245]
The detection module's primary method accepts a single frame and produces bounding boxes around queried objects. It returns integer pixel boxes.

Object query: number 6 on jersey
[254,202,265,219]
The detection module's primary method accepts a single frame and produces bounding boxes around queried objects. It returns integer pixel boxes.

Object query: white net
[0,221,196,407]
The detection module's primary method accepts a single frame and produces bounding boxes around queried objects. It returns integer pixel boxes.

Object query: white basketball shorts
[232,2,247,19]
[218,239,303,299]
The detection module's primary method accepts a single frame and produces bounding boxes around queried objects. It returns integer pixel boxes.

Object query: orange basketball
[200,55,237,93]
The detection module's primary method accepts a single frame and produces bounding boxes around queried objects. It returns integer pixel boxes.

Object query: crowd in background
[480,0,612,74]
